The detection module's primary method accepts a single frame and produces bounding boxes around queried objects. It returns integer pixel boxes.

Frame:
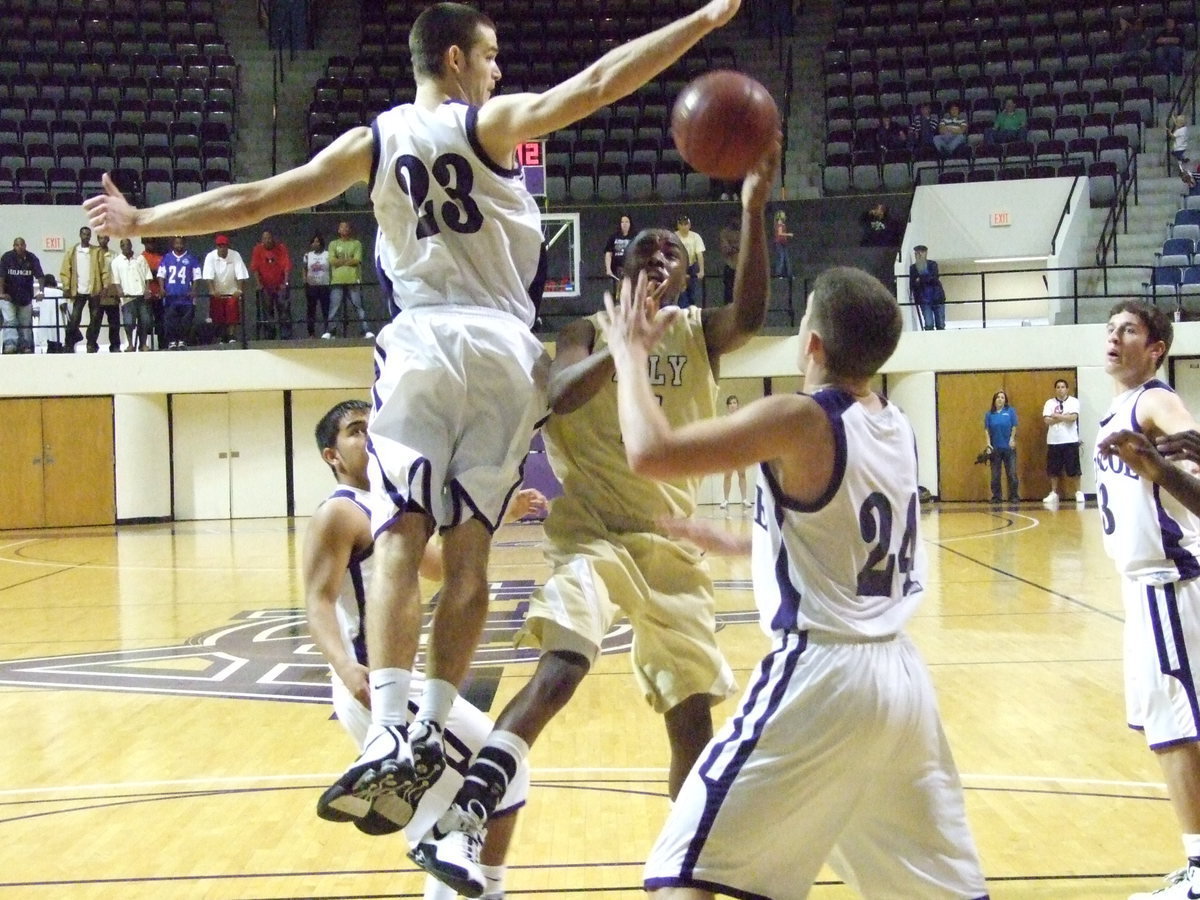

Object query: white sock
[486,730,530,767]
[480,863,506,897]
[422,875,455,900]
[369,667,411,726]
[418,677,457,728]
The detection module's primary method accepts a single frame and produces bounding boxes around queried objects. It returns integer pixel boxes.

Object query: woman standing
[772,210,793,278]
[984,390,1019,502]
[603,214,633,283]
[303,233,331,338]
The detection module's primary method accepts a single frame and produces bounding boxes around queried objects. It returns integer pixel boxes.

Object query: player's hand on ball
[742,132,782,210]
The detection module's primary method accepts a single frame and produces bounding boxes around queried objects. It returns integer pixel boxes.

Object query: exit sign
[989,211,1011,227]
[43,236,65,251]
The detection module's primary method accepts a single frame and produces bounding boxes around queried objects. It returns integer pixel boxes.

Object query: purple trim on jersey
[1132,382,1200,579]
[375,253,399,318]
[765,389,849,514]
[769,500,803,632]
[368,118,382,195]
[677,632,806,881]
[465,105,521,178]
[643,876,770,900]
[1146,582,1200,748]
[348,560,368,666]
[331,487,372,520]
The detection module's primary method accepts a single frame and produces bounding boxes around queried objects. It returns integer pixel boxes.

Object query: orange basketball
[670,71,780,180]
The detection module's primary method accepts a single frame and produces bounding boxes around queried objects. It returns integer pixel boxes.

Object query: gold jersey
[544,305,717,531]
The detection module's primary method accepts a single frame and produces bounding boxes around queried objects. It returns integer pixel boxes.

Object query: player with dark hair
[84,0,745,846]
[1094,300,1200,900]
[601,266,989,900]
[305,399,544,900]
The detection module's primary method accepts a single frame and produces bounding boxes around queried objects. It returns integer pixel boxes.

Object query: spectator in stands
[111,238,155,352]
[1154,17,1186,76]
[861,203,898,247]
[604,214,634,284]
[674,214,705,307]
[718,213,739,304]
[985,97,1027,144]
[325,220,372,339]
[142,237,166,350]
[61,226,108,353]
[0,237,44,354]
[910,102,940,150]
[303,233,331,338]
[909,244,946,330]
[251,229,293,340]
[773,209,793,278]
[202,235,250,345]
[159,236,202,350]
[875,114,909,152]
[932,102,968,156]
[90,237,121,354]
[34,274,63,353]
[1170,113,1191,173]
[1119,15,1153,66]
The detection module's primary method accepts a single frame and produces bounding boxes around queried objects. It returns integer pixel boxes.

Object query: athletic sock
[479,863,506,897]
[369,667,411,727]
[455,730,530,820]
[417,677,457,728]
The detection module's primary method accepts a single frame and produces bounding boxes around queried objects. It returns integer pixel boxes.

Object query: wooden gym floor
[0,502,1184,898]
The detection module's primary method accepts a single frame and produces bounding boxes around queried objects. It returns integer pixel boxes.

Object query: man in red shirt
[250,230,292,339]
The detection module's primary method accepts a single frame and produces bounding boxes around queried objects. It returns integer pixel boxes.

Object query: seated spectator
[861,203,898,247]
[876,114,909,151]
[911,103,939,149]
[1154,17,1186,76]
[985,97,1027,144]
[1119,15,1152,66]
[932,102,968,156]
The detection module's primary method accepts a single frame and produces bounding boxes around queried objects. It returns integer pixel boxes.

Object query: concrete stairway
[1077,147,1187,322]
[211,0,361,181]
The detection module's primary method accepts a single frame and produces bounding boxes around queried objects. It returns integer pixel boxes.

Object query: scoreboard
[517,140,545,197]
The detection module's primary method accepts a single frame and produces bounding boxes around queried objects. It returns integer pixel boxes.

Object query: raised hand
[81,173,139,238]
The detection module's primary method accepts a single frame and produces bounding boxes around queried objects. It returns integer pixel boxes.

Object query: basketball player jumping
[604,267,989,899]
[83,0,745,845]
[1093,300,1200,900]
[304,399,545,900]
[411,142,778,897]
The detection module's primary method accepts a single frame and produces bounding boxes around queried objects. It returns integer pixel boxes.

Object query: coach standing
[1042,378,1084,506]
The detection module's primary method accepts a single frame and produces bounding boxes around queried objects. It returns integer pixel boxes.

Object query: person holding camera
[984,390,1019,502]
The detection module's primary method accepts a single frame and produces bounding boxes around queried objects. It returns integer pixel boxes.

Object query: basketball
[670,71,780,181]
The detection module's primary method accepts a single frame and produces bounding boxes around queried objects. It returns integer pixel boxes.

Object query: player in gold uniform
[410,142,780,896]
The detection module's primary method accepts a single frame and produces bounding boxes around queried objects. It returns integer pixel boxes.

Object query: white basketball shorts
[368,305,550,534]
[1123,576,1200,748]
[644,631,988,900]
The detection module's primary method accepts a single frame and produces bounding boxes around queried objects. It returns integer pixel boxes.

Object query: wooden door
[936,372,998,501]
[172,393,233,520]
[228,392,287,519]
[936,369,1075,501]
[0,398,46,530]
[41,396,115,527]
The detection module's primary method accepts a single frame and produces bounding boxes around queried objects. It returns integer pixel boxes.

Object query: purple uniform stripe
[675,632,807,880]
[1147,582,1200,748]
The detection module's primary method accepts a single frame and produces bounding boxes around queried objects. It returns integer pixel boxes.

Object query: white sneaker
[410,801,488,898]
[1042,492,1058,504]
[719,501,728,510]
[316,723,417,832]
[1075,491,1086,503]
[321,331,332,339]
[743,499,752,508]
[363,330,375,339]
[1129,866,1200,898]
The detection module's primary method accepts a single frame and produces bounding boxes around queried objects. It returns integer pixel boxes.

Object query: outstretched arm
[476,0,741,159]
[701,139,780,361]
[1099,430,1200,518]
[84,129,374,238]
